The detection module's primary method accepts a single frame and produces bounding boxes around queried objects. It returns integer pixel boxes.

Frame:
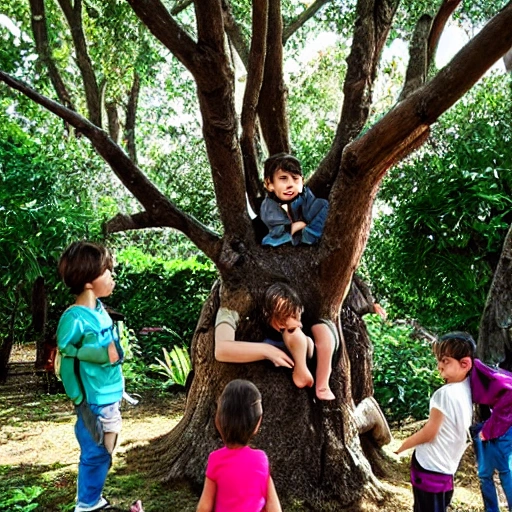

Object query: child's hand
[266,345,294,368]
[108,341,120,363]
[291,221,307,235]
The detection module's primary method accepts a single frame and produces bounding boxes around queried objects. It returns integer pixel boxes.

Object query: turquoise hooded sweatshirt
[56,300,124,405]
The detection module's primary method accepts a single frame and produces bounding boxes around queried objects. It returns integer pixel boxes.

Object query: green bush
[109,248,217,364]
[0,485,43,511]
[367,315,443,425]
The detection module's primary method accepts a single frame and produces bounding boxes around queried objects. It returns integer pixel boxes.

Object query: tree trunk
[0,284,22,383]
[129,250,386,510]
[477,222,512,371]
[32,276,48,370]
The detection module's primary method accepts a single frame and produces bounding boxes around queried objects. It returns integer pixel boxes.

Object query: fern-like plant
[151,346,191,387]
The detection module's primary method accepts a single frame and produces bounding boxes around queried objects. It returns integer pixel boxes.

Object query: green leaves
[151,346,191,388]
[0,485,43,511]
[365,75,512,333]
[368,316,443,424]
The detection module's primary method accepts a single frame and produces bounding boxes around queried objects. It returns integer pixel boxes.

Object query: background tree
[365,74,512,333]
[2,0,512,509]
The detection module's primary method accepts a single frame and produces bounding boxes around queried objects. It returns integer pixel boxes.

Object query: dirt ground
[0,343,506,511]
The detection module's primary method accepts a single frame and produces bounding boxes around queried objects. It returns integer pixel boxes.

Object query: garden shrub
[367,315,443,425]
[109,248,217,364]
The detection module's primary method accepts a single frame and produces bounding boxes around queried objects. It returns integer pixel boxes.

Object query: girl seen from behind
[197,379,282,512]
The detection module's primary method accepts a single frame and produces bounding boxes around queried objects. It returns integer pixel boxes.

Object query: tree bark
[477,223,512,371]
[0,283,22,383]
[32,276,48,370]
[129,262,384,509]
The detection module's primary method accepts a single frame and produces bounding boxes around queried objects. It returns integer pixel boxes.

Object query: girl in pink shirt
[197,380,281,512]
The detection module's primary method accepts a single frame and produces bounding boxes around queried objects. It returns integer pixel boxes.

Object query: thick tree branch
[29,0,75,111]
[171,0,193,16]
[240,0,268,213]
[129,0,251,238]
[125,72,140,164]
[222,1,250,68]
[0,70,222,260]
[257,0,289,154]
[399,0,462,101]
[427,0,462,67]
[318,1,512,310]
[57,0,101,127]
[194,0,224,50]
[398,15,432,102]
[105,212,162,233]
[283,0,331,44]
[127,0,199,76]
[347,2,512,180]
[308,0,399,197]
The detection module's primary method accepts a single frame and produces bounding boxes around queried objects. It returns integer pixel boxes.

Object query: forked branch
[308,0,399,196]
[29,0,75,111]
[399,0,462,101]
[0,70,222,261]
[57,0,102,127]
[240,0,268,212]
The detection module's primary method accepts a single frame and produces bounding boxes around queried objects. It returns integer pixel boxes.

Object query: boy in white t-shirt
[395,333,474,512]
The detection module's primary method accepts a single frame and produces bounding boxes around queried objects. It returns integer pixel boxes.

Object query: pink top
[206,445,269,512]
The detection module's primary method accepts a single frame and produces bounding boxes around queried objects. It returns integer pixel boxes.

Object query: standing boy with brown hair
[395,333,474,512]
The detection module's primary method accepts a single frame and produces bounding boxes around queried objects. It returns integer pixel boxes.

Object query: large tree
[2,0,512,508]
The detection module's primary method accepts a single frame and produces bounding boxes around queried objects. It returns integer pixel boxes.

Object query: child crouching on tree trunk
[262,283,338,401]
[214,283,338,401]
[197,379,282,512]
[395,333,474,512]
[57,241,124,512]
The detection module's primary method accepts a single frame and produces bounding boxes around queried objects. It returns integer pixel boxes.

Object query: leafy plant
[109,250,217,362]
[0,486,43,511]
[151,346,191,387]
[367,315,443,424]
[365,75,512,333]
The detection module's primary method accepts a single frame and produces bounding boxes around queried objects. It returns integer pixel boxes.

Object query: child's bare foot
[316,386,335,401]
[293,367,314,388]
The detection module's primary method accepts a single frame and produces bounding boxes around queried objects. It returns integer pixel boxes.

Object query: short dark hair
[263,282,303,327]
[58,241,113,295]
[264,153,302,182]
[216,379,263,447]
[433,331,476,361]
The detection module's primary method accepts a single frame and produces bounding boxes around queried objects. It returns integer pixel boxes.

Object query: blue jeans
[75,402,120,508]
[473,424,512,511]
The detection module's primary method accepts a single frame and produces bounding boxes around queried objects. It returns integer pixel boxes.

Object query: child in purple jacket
[444,332,512,512]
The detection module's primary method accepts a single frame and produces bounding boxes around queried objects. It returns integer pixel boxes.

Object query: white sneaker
[74,496,109,512]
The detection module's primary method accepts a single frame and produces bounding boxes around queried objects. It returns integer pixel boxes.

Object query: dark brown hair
[433,331,476,361]
[216,379,263,447]
[262,282,303,327]
[58,241,113,295]
[263,152,302,183]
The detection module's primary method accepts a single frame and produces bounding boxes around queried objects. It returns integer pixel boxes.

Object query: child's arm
[215,323,294,368]
[57,313,117,364]
[299,189,328,244]
[263,476,282,512]
[196,477,216,512]
[291,221,307,235]
[395,408,444,454]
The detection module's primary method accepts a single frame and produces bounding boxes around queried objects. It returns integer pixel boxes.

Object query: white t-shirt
[415,378,472,475]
